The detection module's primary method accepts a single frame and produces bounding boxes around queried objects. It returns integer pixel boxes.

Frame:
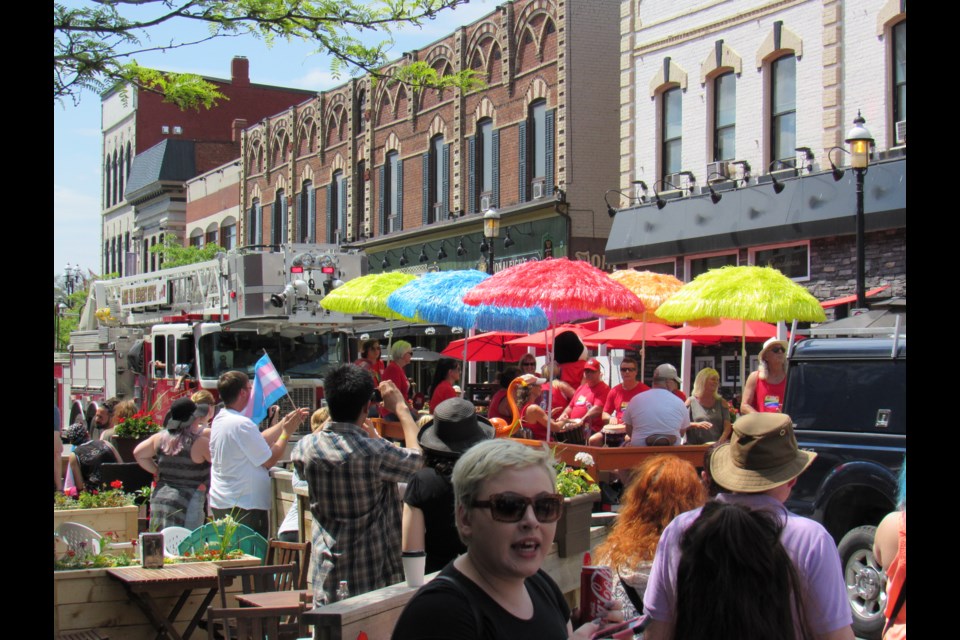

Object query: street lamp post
[482,208,501,274]
[845,112,874,309]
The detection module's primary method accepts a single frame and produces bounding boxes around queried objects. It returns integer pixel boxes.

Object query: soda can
[579,564,614,620]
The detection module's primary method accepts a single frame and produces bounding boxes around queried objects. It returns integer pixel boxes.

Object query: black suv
[783,337,905,639]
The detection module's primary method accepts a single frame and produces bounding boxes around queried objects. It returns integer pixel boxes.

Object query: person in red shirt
[741,338,788,414]
[558,358,610,439]
[428,358,462,411]
[354,338,385,384]
[588,356,649,445]
[381,340,414,418]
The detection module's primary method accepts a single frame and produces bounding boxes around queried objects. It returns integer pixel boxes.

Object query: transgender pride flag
[242,353,288,425]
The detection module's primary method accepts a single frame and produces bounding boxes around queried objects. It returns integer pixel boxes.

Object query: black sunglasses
[521,361,537,367]
[620,367,636,372]
[472,492,564,523]
[769,346,785,354]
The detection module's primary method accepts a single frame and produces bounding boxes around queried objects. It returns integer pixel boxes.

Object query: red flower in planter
[110,480,123,490]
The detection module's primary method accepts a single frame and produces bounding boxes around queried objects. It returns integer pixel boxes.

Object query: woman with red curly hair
[593,455,706,619]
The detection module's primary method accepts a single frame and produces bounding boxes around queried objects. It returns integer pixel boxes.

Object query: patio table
[106,563,222,640]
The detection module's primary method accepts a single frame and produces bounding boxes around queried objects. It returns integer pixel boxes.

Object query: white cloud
[292,68,342,91]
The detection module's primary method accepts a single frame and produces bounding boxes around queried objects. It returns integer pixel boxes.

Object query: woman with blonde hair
[685,368,732,444]
[593,454,706,619]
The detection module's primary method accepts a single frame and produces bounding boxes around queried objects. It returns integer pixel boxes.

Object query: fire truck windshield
[198,331,348,381]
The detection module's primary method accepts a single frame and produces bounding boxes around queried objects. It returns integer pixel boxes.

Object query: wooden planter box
[54,505,139,543]
[54,555,260,639]
[555,492,600,558]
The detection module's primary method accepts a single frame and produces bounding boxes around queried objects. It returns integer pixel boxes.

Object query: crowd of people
[53,331,905,639]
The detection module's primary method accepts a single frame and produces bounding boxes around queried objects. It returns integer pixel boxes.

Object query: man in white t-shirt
[622,363,697,446]
[209,370,307,538]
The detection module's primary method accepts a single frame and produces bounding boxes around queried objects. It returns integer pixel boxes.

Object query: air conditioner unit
[663,172,687,193]
[895,120,906,145]
[531,179,546,200]
[706,161,729,181]
[479,194,492,212]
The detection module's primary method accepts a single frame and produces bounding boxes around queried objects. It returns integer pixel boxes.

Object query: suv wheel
[837,526,886,640]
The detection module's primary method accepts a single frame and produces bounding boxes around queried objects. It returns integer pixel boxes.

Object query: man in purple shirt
[643,413,855,640]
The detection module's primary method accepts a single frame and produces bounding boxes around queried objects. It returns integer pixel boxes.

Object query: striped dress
[150,430,211,531]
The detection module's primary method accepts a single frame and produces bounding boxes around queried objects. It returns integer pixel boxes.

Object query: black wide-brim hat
[418,397,495,457]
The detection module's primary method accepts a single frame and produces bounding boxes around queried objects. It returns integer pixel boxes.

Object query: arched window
[272,189,287,245]
[661,87,682,178]
[712,72,736,162]
[770,54,796,166]
[248,197,262,245]
[298,180,315,243]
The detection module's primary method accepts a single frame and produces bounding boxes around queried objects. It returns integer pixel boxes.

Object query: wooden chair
[216,563,300,608]
[205,604,306,640]
[265,539,312,590]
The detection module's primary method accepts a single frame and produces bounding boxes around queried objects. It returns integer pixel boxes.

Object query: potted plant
[111,409,161,462]
[554,452,601,557]
[54,480,140,541]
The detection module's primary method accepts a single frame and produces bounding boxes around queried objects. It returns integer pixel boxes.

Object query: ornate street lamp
[482,208,501,274]
[845,111,874,309]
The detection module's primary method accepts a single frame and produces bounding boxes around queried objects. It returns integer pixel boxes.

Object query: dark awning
[605,156,906,264]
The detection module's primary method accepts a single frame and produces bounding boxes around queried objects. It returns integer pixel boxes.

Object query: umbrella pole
[460,327,470,398]
[740,318,747,396]
[545,323,555,444]
[641,320,648,386]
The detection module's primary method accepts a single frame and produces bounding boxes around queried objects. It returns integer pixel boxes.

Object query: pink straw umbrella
[463,258,645,441]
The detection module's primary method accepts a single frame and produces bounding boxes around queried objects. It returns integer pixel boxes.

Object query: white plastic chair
[160,526,192,558]
[56,522,102,555]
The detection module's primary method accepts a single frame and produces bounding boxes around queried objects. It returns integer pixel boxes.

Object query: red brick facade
[239,0,620,272]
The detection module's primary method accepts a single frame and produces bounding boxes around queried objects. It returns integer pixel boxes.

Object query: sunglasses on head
[472,492,564,523]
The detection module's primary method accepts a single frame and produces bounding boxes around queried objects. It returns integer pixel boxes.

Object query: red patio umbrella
[584,320,706,349]
[658,319,782,342]
[505,323,597,349]
[440,331,530,362]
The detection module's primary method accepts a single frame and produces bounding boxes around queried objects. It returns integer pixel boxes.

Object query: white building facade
[608,0,906,302]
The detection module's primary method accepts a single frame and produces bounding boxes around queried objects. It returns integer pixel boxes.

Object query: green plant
[179,511,255,561]
[53,530,138,571]
[114,410,161,438]
[554,451,601,498]
[54,480,136,510]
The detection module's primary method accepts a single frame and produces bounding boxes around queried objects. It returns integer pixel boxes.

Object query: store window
[770,55,796,166]
[750,242,810,281]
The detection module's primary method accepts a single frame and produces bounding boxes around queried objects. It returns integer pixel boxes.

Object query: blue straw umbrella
[387,270,549,397]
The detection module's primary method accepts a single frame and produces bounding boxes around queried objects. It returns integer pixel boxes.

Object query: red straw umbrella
[463,258,645,441]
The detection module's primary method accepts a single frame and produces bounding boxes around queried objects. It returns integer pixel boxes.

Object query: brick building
[606,0,906,306]
[238,0,620,278]
[101,56,316,275]
[185,159,242,252]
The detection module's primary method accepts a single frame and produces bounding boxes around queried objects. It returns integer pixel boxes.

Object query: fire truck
[57,244,367,433]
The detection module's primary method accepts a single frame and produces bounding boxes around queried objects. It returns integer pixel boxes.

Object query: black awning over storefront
[605,156,906,264]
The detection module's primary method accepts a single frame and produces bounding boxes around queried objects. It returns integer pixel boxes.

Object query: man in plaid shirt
[293,364,423,604]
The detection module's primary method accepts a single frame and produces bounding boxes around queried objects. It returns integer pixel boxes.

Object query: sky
[53,0,497,279]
